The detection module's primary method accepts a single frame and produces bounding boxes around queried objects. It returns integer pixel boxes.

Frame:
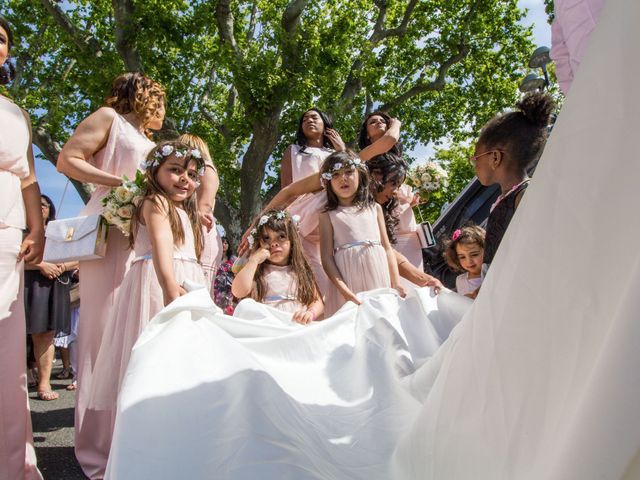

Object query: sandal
[56,368,72,379]
[37,390,59,401]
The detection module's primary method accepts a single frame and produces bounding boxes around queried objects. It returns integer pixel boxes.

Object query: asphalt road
[29,363,86,479]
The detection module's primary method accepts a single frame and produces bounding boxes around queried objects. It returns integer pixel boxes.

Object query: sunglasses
[468,149,502,167]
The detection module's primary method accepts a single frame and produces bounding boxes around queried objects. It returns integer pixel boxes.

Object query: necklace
[490,178,530,213]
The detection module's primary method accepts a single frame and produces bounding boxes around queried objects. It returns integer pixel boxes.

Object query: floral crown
[247,210,301,247]
[320,156,365,184]
[140,144,206,178]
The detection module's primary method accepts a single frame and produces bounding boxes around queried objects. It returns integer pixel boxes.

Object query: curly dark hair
[40,194,56,225]
[0,16,16,85]
[296,108,334,152]
[321,150,373,212]
[104,72,165,137]
[367,152,408,244]
[358,111,403,156]
[442,224,486,273]
[478,92,555,172]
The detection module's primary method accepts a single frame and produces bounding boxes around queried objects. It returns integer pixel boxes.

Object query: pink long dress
[394,185,423,288]
[75,112,154,479]
[286,144,333,297]
[325,204,391,316]
[0,97,42,480]
[200,225,222,295]
[88,208,206,412]
[260,264,305,313]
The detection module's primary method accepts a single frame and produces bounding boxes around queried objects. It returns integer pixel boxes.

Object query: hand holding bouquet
[101,170,146,236]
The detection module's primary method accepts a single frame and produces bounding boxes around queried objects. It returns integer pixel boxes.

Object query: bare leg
[59,346,70,371]
[32,330,58,399]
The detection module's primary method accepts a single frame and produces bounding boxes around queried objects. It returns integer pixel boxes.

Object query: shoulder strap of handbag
[56,178,71,216]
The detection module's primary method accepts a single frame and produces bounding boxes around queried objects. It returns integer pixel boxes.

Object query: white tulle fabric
[105,286,469,479]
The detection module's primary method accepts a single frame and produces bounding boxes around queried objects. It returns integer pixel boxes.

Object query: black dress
[24,268,71,335]
[483,180,529,265]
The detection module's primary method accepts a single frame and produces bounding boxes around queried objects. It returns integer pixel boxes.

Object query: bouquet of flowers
[101,170,146,237]
[405,161,449,201]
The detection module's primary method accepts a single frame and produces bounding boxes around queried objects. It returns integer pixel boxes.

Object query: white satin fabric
[393,0,640,478]
[105,286,469,479]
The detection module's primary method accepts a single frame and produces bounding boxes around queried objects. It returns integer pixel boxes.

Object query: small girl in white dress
[443,225,487,299]
[232,209,324,324]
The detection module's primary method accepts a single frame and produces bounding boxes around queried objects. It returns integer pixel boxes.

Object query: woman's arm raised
[56,107,124,187]
[358,118,401,162]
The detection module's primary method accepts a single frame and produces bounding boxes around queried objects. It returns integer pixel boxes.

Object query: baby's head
[141,140,206,205]
[320,150,372,210]
[443,225,486,275]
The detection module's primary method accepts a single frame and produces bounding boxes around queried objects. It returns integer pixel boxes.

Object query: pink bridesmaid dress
[260,264,305,313]
[200,225,222,296]
[394,184,423,288]
[74,112,154,479]
[286,144,333,297]
[325,205,391,316]
[0,96,42,479]
[88,208,206,411]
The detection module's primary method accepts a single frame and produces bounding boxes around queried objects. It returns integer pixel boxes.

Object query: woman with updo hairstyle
[0,15,44,479]
[57,71,166,479]
[470,91,555,266]
[357,110,403,161]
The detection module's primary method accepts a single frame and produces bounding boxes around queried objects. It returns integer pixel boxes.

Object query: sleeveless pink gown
[325,205,391,316]
[260,264,305,313]
[88,208,206,412]
[75,112,154,479]
[394,185,423,288]
[0,97,43,479]
[199,163,223,296]
[286,145,333,298]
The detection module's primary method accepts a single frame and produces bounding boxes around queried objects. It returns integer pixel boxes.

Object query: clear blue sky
[36,0,552,220]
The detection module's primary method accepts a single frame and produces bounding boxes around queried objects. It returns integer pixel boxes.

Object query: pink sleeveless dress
[325,204,391,315]
[260,264,305,313]
[286,144,333,298]
[75,111,154,479]
[0,96,42,479]
[199,163,223,295]
[87,208,206,412]
[394,185,423,288]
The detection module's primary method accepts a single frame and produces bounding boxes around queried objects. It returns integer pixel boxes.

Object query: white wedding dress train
[105,287,469,479]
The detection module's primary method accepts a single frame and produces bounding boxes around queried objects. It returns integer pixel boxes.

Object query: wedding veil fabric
[393,0,640,478]
[105,287,469,479]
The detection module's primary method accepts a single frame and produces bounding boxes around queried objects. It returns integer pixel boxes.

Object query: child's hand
[199,211,214,231]
[163,284,188,306]
[341,289,362,306]
[292,309,315,325]
[249,247,271,265]
[393,283,407,298]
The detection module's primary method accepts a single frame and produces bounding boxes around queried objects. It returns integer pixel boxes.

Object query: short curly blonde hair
[104,72,165,137]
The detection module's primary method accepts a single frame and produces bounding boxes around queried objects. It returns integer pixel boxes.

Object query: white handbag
[43,214,108,263]
[416,221,437,249]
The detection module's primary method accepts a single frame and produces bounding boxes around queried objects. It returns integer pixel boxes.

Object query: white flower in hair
[333,162,343,170]
[161,145,174,156]
[291,214,300,224]
[275,211,285,220]
[321,172,333,181]
[191,149,202,159]
[353,157,361,165]
[175,150,184,158]
[259,215,269,226]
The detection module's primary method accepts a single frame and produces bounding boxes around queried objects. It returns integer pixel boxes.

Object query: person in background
[213,236,237,315]
[24,194,78,401]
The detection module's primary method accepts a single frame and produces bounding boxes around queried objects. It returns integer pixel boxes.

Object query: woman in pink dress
[281,109,344,297]
[0,15,44,479]
[56,72,165,479]
[88,141,206,413]
[178,134,222,296]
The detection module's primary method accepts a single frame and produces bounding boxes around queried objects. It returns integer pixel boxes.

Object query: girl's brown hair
[105,72,165,137]
[249,209,320,307]
[443,225,486,272]
[130,140,205,259]
[321,150,373,212]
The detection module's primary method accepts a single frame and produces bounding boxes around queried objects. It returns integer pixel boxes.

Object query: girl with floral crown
[232,208,324,324]
[86,140,207,435]
[318,151,406,315]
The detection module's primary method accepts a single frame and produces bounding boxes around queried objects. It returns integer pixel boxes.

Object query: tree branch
[215,0,244,64]
[40,0,104,57]
[112,0,144,71]
[281,0,310,33]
